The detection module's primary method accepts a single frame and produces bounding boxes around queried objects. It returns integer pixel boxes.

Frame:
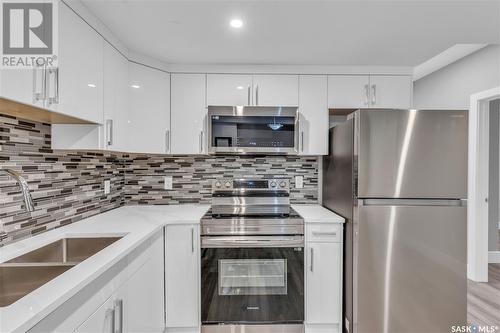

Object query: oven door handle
[201,236,304,248]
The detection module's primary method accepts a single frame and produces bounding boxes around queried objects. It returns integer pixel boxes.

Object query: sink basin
[0,237,121,307]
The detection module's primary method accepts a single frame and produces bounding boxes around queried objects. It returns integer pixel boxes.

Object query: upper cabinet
[48,2,103,123]
[298,75,328,155]
[252,75,298,106]
[328,74,412,109]
[128,62,171,154]
[171,73,207,155]
[207,74,252,106]
[206,74,298,107]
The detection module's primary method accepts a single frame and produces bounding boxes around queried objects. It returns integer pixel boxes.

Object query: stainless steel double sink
[0,237,122,307]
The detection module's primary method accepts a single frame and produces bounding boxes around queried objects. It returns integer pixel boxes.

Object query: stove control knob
[214,181,222,188]
[224,181,231,188]
[270,181,277,188]
[279,181,287,188]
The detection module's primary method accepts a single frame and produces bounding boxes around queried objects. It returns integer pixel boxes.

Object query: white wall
[413,45,500,109]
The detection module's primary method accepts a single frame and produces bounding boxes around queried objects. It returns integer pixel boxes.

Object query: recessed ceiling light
[131,84,141,89]
[230,19,243,29]
[236,86,244,90]
[87,83,96,88]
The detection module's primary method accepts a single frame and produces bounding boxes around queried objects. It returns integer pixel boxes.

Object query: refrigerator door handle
[359,198,467,207]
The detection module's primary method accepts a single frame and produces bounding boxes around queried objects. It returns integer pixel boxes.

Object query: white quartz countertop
[292,204,345,223]
[0,205,209,333]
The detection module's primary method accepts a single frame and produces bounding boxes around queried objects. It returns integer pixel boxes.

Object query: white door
[328,75,370,109]
[171,73,207,154]
[128,62,170,154]
[207,74,253,106]
[74,297,115,333]
[114,238,164,332]
[306,242,341,325]
[165,224,199,328]
[52,2,103,123]
[298,75,328,155]
[369,75,412,109]
[252,75,298,106]
[103,42,130,152]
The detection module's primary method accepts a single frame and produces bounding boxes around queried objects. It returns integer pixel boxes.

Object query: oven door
[207,106,299,155]
[201,236,304,325]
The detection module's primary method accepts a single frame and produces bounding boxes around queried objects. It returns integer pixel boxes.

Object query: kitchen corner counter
[0,204,209,333]
[292,204,345,223]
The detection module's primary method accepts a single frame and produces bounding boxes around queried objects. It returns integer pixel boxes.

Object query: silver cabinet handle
[301,131,304,152]
[105,308,115,333]
[255,85,259,106]
[371,84,376,105]
[106,119,113,146]
[32,65,46,103]
[312,231,337,236]
[310,247,314,272]
[46,67,59,105]
[199,131,204,153]
[165,129,170,153]
[191,228,195,253]
[114,299,123,333]
[364,84,369,106]
[247,85,251,105]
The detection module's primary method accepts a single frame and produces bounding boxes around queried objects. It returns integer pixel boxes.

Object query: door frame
[468,86,500,282]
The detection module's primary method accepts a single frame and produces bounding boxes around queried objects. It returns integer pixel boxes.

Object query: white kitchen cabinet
[165,224,199,330]
[51,41,129,151]
[128,62,171,154]
[207,74,253,106]
[48,2,103,123]
[74,297,115,333]
[252,75,298,106]
[298,75,328,155]
[171,73,207,154]
[305,223,343,333]
[0,66,45,108]
[369,75,412,109]
[328,74,412,109]
[328,75,370,109]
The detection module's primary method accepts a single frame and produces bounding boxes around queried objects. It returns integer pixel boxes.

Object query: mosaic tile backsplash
[0,114,319,246]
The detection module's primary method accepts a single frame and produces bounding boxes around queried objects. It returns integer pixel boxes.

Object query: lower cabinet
[28,230,164,333]
[165,224,200,332]
[305,223,343,333]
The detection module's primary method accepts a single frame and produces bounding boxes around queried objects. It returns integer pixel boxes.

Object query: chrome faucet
[1,169,35,212]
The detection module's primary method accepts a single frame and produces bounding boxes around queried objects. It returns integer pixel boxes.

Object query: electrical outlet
[295,175,304,189]
[104,180,111,195]
[164,176,173,190]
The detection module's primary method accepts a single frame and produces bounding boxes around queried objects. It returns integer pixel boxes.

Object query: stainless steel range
[200,178,304,333]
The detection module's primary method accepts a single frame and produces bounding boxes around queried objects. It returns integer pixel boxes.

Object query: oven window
[219,259,287,296]
[211,115,295,148]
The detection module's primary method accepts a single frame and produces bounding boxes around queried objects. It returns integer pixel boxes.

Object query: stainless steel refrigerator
[322,109,468,333]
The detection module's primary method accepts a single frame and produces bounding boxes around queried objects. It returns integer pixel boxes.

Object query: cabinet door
[128,62,170,154]
[103,42,130,152]
[306,242,341,325]
[369,75,412,109]
[114,234,164,333]
[171,74,207,154]
[74,297,115,333]
[298,75,328,155]
[327,75,370,109]
[252,75,298,106]
[0,67,44,108]
[165,225,199,328]
[53,2,103,123]
[207,74,252,106]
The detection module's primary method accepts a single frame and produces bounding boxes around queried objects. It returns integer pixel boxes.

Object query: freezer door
[355,200,467,333]
[357,109,467,199]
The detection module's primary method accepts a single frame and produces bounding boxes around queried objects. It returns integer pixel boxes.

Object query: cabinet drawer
[306,224,342,243]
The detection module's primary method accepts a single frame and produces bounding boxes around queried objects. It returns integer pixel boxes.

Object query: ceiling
[81,0,500,66]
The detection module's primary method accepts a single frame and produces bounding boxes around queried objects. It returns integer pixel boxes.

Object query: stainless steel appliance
[207,106,299,155]
[322,109,468,333]
[201,178,304,333]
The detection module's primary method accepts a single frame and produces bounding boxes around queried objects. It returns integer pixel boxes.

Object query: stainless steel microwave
[207,106,299,155]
